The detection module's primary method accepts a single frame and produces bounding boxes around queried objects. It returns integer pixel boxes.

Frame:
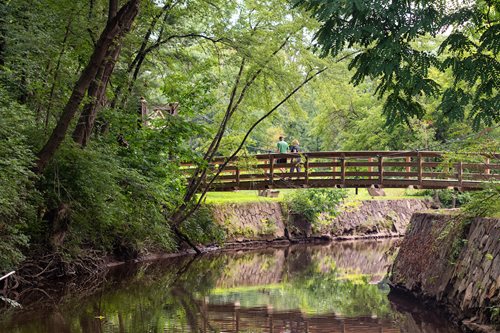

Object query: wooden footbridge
[183,151,499,191]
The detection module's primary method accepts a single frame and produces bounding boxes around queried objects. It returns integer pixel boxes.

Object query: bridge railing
[181,151,500,191]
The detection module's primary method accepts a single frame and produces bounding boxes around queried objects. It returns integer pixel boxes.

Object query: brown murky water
[0,240,461,332]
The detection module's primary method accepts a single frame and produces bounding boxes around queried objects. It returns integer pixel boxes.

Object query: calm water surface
[0,240,461,333]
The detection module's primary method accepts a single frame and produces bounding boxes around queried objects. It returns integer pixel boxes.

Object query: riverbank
[203,198,431,244]
[390,212,500,333]
[111,198,431,265]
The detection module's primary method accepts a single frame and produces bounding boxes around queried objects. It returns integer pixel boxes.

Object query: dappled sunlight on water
[0,240,460,333]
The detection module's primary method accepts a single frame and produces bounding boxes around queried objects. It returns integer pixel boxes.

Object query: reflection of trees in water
[0,241,460,333]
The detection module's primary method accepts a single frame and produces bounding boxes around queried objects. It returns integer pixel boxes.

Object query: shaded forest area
[0,0,498,272]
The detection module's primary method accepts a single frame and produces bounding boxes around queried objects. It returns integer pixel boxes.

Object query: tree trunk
[72,44,121,146]
[72,0,123,147]
[35,0,139,172]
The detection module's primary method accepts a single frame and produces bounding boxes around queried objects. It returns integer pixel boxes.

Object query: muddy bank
[390,212,500,333]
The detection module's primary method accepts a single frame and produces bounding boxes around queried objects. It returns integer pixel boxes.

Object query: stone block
[368,186,386,196]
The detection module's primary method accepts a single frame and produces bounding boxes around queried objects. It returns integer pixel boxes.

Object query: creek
[0,240,461,333]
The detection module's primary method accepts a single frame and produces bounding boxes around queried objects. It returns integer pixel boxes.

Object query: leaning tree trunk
[72,44,121,146]
[35,0,139,172]
[72,0,122,147]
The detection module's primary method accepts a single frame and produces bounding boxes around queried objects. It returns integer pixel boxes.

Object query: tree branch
[177,67,328,226]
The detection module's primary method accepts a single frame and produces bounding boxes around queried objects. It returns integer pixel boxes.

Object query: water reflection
[0,240,460,333]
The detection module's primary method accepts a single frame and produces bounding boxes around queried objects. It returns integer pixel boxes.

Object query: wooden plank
[309,162,342,168]
[461,163,500,169]
[309,171,342,177]
[467,174,500,181]
[195,151,499,164]
[209,178,487,191]
[346,171,379,177]
[345,161,379,167]
[384,171,418,177]
[422,172,456,178]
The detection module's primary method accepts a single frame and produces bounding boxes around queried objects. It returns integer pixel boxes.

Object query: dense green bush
[181,205,226,246]
[422,189,472,208]
[284,188,348,225]
[0,94,38,270]
[37,142,178,257]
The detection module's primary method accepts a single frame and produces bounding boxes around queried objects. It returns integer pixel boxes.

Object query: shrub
[37,143,177,257]
[422,189,472,208]
[0,94,38,270]
[181,205,226,245]
[284,188,348,225]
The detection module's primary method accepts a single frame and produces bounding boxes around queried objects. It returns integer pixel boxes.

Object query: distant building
[139,98,179,127]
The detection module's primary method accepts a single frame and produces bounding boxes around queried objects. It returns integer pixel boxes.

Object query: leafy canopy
[294,0,499,128]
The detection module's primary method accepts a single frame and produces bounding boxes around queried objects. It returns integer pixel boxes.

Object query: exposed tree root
[0,250,108,307]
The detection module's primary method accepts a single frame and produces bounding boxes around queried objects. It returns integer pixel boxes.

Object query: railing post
[269,154,274,185]
[340,153,346,187]
[417,152,423,187]
[305,155,309,185]
[378,156,384,185]
[405,156,411,179]
[368,157,373,180]
[457,161,463,187]
[235,166,240,187]
[485,158,490,176]
[332,157,337,182]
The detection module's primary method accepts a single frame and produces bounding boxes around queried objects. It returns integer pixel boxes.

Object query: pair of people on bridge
[276,136,301,173]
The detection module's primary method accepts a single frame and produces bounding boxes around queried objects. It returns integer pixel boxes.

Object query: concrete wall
[390,212,500,332]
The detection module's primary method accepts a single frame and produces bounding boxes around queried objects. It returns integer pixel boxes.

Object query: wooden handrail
[179,151,499,191]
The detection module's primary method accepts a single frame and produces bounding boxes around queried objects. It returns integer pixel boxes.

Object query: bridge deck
[182,151,500,191]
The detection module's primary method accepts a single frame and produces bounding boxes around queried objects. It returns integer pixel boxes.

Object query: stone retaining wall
[390,212,500,332]
[208,199,431,243]
[289,199,431,240]
[210,202,286,242]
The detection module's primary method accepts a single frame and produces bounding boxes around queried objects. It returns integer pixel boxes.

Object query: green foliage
[422,189,472,208]
[38,143,177,256]
[295,0,499,128]
[0,92,38,270]
[181,206,226,245]
[463,184,500,218]
[284,188,347,224]
[0,0,497,270]
[489,306,500,326]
